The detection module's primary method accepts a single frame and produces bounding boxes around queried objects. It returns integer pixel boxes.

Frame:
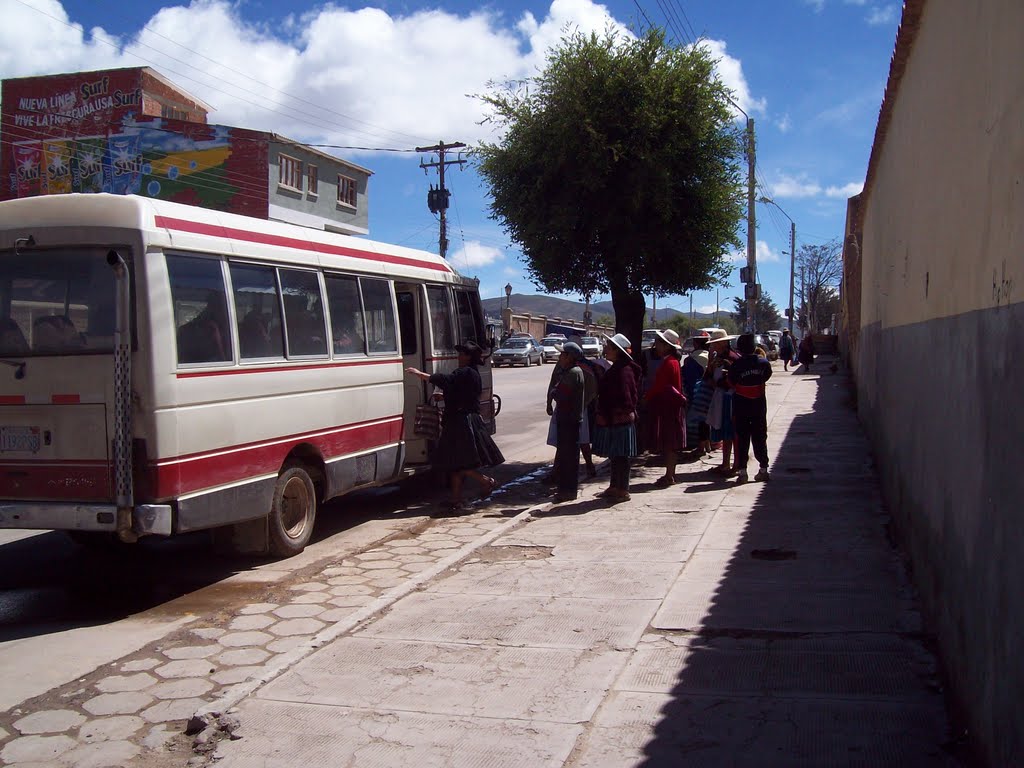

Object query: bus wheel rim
[280,476,311,539]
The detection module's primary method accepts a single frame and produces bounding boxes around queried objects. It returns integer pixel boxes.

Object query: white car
[580,336,602,358]
[540,337,563,363]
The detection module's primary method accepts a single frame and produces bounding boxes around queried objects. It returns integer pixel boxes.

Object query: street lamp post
[759,197,797,335]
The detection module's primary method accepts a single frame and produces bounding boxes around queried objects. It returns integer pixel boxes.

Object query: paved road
[0,361,556,712]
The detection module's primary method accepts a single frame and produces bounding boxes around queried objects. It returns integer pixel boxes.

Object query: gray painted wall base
[857,300,1024,765]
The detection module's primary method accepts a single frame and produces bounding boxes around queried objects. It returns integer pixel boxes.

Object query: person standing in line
[592,333,642,502]
[547,342,586,503]
[729,333,773,483]
[406,341,504,511]
[576,352,601,478]
[636,341,663,458]
[644,329,687,486]
[682,333,710,457]
[705,329,740,477]
[778,329,795,371]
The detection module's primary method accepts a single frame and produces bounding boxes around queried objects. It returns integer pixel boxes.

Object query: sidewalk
[210,362,956,767]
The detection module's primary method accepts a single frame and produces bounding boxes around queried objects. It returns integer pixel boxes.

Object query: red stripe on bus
[175,359,401,379]
[155,216,453,274]
[0,395,26,405]
[146,417,404,498]
[51,394,81,404]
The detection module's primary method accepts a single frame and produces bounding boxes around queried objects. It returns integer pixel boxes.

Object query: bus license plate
[0,426,41,454]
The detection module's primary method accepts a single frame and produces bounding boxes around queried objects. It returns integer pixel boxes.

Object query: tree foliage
[474,27,746,354]
[797,240,843,333]
[731,291,782,331]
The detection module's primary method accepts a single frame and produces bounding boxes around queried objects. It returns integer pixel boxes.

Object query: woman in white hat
[643,329,686,486]
[704,329,740,476]
[591,333,642,502]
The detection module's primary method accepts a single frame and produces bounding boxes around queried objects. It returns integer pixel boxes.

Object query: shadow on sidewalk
[632,371,961,767]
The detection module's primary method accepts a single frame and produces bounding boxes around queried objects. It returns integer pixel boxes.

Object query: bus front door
[395,285,429,464]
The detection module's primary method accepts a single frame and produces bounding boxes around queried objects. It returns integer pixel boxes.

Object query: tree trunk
[611,287,647,366]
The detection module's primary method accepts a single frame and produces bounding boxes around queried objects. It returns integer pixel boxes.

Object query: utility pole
[416,141,466,260]
[745,118,757,333]
[651,294,657,326]
[788,221,796,335]
[689,294,693,324]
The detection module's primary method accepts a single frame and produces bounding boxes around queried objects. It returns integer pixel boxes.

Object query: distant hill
[482,294,715,325]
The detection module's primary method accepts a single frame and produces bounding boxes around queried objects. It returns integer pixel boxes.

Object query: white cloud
[804,0,826,12]
[776,113,792,133]
[502,266,520,277]
[696,304,720,315]
[450,240,503,268]
[697,39,766,119]
[755,239,782,263]
[770,173,823,199]
[0,0,629,149]
[866,5,900,26]
[825,181,864,197]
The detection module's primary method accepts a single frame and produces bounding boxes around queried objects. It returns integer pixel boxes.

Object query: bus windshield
[0,248,117,356]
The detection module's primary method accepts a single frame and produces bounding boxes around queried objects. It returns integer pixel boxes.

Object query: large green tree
[475,28,745,357]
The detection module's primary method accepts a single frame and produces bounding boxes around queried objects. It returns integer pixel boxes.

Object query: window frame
[166,251,236,368]
[336,174,357,209]
[324,272,368,359]
[425,284,455,354]
[307,164,318,198]
[278,266,329,359]
[279,153,303,192]
[356,276,399,357]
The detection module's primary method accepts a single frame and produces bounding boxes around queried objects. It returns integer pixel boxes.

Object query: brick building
[1,66,370,235]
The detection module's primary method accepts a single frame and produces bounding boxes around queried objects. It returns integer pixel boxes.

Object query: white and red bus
[0,194,496,556]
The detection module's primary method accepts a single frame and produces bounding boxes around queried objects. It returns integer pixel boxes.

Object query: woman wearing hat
[643,329,687,486]
[406,341,504,510]
[592,333,642,502]
[683,334,711,455]
[705,329,740,476]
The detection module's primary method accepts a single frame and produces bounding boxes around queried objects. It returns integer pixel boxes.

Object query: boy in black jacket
[728,334,773,483]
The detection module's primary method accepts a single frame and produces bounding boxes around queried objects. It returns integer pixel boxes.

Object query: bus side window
[454,289,481,346]
[325,275,365,356]
[279,269,328,357]
[359,278,397,354]
[395,292,417,356]
[230,263,285,360]
[167,255,233,365]
[425,285,453,353]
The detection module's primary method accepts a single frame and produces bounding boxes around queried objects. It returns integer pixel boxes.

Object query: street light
[504,282,512,309]
[759,196,796,335]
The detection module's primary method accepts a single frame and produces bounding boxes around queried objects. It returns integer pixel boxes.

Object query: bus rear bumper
[0,502,173,537]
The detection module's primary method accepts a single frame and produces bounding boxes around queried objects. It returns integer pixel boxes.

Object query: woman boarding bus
[0,194,496,556]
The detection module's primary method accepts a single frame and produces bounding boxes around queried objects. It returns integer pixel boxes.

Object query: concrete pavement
[205,361,958,768]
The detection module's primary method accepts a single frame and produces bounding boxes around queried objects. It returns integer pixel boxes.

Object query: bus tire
[269,464,317,557]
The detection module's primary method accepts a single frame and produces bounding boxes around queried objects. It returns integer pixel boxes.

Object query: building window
[337,174,357,209]
[307,165,318,197]
[160,105,189,121]
[279,154,303,191]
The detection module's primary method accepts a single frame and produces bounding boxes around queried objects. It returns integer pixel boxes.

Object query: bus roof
[0,194,461,282]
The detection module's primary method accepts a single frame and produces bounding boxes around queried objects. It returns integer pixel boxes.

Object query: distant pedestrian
[798,333,815,372]
[546,342,586,503]
[729,333,773,483]
[405,341,504,510]
[592,334,641,502]
[644,329,687,486]
[778,329,795,371]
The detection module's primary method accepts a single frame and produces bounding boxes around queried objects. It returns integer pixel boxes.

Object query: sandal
[480,477,497,499]
[710,465,736,477]
[654,475,676,487]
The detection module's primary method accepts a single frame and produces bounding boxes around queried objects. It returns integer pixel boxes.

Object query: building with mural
[1,67,371,235]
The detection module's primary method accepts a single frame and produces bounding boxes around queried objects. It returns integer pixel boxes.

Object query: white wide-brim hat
[603,333,633,360]
[707,329,737,345]
[653,328,682,350]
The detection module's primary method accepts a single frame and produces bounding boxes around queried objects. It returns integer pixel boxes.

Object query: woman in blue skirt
[591,333,642,502]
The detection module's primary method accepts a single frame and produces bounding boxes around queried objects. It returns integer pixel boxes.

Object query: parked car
[492,337,543,367]
[580,336,602,358]
[641,329,659,350]
[540,336,563,363]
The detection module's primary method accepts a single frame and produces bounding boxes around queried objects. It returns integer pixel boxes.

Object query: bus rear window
[0,248,117,356]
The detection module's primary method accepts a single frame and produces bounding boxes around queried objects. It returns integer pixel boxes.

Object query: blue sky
[0,0,901,319]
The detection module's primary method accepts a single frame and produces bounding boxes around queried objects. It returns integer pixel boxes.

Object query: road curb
[194,500,547,720]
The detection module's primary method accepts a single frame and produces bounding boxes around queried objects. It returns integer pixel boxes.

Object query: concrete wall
[268,142,370,235]
[854,1,1023,763]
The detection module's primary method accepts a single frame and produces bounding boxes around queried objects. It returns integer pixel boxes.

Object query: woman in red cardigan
[644,329,686,486]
